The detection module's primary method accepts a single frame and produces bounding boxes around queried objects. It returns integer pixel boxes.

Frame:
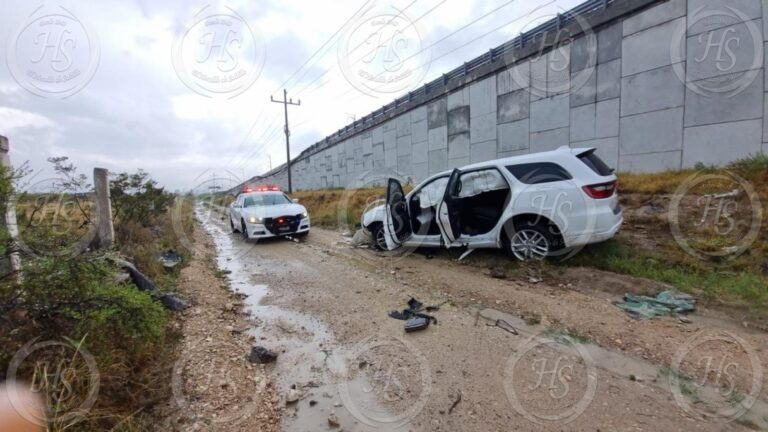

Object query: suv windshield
[243,194,292,207]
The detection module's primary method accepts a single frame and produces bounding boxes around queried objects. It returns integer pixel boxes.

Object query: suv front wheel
[506,224,554,261]
[370,224,388,251]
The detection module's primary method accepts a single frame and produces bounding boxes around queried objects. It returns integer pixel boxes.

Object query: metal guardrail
[295,0,617,161]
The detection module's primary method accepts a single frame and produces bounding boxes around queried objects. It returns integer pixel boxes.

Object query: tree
[110,170,173,226]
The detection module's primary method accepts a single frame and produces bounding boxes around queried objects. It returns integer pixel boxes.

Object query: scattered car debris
[116,258,188,310]
[488,267,507,279]
[405,315,433,332]
[159,249,183,268]
[485,319,518,335]
[389,297,441,332]
[615,291,696,320]
[448,391,462,414]
[327,412,340,428]
[706,188,741,199]
[119,259,156,291]
[388,297,424,320]
[248,346,278,364]
[285,389,301,405]
[350,229,370,247]
[160,293,188,311]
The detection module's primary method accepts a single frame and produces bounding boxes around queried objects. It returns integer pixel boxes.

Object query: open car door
[383,178,413,249]
[437,168,462,244]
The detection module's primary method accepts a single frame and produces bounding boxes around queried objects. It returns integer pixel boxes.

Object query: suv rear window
[506,163,572,184]
[578,150,613,176]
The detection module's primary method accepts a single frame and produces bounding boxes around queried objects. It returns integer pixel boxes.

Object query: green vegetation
[659,366,699,399]
[561,240,768,313]
[542,327,590,344]
[281,155,767,318]
[0,158,192,431]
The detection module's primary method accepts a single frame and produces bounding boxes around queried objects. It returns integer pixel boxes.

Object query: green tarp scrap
[615,291,696,320]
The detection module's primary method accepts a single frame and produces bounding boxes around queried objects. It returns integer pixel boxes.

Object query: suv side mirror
[292,198,300,203]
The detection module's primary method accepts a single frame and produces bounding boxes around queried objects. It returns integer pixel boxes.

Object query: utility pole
[270,89,301,193]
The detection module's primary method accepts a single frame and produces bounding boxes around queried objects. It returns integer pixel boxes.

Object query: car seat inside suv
[454,169,511,236]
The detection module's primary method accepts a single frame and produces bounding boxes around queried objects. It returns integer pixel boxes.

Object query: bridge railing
[296,0,618,161]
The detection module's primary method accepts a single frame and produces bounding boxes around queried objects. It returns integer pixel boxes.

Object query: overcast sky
[0,0,581,191]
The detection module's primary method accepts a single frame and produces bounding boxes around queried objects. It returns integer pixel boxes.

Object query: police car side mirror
[292,198,300,203]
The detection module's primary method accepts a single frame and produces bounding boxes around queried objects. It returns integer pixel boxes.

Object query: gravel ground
[199,208,766,432]
[150,223,281,432]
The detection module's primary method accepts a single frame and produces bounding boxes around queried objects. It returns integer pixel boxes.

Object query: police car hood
[241,203,307,219]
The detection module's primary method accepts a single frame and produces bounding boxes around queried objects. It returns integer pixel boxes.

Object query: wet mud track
[202,207,766,431]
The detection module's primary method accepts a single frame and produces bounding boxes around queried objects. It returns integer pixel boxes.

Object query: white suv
[361,146,622,261]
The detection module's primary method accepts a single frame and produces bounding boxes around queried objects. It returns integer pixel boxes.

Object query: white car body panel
[363,146,623,258]
[229,192,310,239]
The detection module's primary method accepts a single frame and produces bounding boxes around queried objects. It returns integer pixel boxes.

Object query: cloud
[0,0,582,190]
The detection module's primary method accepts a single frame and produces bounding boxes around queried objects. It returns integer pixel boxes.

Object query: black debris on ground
[248,346,278,364]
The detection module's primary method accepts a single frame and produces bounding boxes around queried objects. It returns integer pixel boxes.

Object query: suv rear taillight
[582,180,617,199]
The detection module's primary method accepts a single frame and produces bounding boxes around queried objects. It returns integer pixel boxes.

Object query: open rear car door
[436,168,462,244]
[384,178,413,249]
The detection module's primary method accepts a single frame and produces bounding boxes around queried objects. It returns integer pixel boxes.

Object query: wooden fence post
[0,135,21,278]
[93,167,114,249]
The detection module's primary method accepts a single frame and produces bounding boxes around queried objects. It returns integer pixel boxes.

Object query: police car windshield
[243,194,292,207]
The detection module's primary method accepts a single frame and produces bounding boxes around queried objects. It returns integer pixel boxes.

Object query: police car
[229,185,310,240]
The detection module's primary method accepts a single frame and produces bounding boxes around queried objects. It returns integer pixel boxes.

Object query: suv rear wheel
[506,224,553,261]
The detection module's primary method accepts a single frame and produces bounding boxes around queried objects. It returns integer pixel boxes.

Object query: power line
[275,0,377,92]
[294,0,441,99]
[233,121,283,169]
[270,89,301,193]
[229,0,377,173]
[331,0,550,102]
[288,0,552,150]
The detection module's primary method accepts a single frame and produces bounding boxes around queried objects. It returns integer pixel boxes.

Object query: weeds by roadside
[0,158,195,431]
[279,155,768,321]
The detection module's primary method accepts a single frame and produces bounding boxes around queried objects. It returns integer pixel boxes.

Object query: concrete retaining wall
[241,0,768,192]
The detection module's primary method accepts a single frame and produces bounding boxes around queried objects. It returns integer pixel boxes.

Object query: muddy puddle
[199,207,408,431]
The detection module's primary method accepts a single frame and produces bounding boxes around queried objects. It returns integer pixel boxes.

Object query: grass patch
[0,161,193,431]
[291,187,387,229]
[618,153,768,194]
[659,366,698,399]
[561,240,768,314]
[542,327,590,344]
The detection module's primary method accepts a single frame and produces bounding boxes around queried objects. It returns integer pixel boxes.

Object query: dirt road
[201,208,767,431]
[151,223,280,432]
